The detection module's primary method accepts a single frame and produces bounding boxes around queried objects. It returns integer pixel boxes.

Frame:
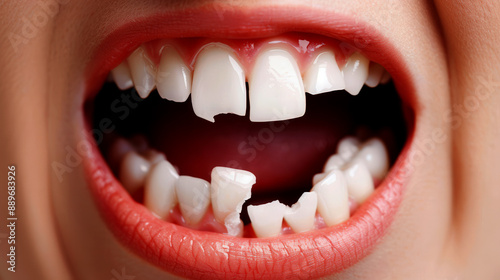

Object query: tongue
[144,93,354,193]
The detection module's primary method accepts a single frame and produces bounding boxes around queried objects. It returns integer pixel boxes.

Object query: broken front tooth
[192,43,246,122]
[342,52,369,96]
[110,61,134,90]
[144,160,178,219]
[312,169,349,226]
[304,50,345,94]
[284,192,318,233]
[343,161,374,204]
[337,136,361,161]
[248,200,287,238]
[351,138,389,181]
[119,150,151,194]
[127,46,156,99]
[175,176,211,225]
[156,46,192,102]
[211,167,255,236]
[365,63,385,88]
[249,47,306,122]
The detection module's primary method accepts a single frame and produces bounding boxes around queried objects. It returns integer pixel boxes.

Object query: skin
[0,0,499,279]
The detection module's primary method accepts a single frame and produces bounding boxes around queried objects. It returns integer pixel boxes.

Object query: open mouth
[82,6,416,280]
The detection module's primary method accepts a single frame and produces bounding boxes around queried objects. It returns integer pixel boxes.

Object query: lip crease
[82,4,417,279]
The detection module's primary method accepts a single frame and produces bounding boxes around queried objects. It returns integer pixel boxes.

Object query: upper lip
[82,3,417,279]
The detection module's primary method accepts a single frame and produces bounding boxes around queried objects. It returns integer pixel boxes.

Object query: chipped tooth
[380,70,391,84]
[249,47,305,122]
[284,192,318,233]
[365,63,385,88]
[337,136,361,161]
[304,50,345,94]
[127,47,156,99]
[312,169,349,226]
[107,137,134,170]
[342,52,369,95]
[144,160,178,219]
[175,176,211,225]
[119,150,151,194]
[343,161,374,204]
[351,138,389,181]
[157,46,192,102]
[143,149,166,165]
[248,200,287,238]
[192,44,246,122]
[211,167,255,236]
[110,61,134,90]
[323,154,346,173]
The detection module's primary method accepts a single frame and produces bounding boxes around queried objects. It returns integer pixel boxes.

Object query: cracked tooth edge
[175,176,211,225]
[312,169,349,226]
[157,46,192,102]
[192,43,246,122]
[351,138,389,181]
[343,161,374,204]
[249,47,305,122]
[337,136,361,161]
[110,61,134,90]
[211,167,255,236]
[127,46,156,99]
[284,192,318,233]
[343,52,369,96]
[304,50,345,94]
[365,63,385,88]
[119,150,151,194]
[248,200,287,238]
[144,160,178,219]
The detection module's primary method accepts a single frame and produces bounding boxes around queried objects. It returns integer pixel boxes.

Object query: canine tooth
[157,47,191,102]
[312,169,349,226]
[249,47,305,122]
[343,161,374,204]
[323,154,345,173]
[144,160,178,219]
[175,176,211,225]
[211,167,255,236]
[284,192,318,233]
[192,44,246,122]
[351,138,389,180]
[110,61,134,90]
[337,136,361,161]
[380,70,391,84]
[304,51,345,94]
[248,200,287,238]
[119,151,151,194]
[365,63,385,88]
[343,52,369,95]
[127,47,156,99]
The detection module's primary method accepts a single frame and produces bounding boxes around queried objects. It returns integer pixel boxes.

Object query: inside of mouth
[86,34,412,238]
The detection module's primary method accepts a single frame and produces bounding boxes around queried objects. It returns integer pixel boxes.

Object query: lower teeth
[109,134,389,238]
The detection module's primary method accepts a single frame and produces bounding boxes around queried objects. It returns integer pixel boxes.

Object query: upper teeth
[109,41,391,122]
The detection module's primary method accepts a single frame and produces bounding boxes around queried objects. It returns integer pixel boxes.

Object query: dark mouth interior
[88,81,411,224]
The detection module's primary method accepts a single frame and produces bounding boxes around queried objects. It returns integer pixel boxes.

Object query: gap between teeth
[109,41,392,123]
[112,135,389,238]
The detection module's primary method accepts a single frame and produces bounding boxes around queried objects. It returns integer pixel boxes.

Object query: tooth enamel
[284,192,318,233]
[175,176,211,225]
[343,161,374,204]
[211,167,255,236]
[110,61,134,90]
[156,47,192,102]
[323,154,346,173]
[249,47,305,122]
[119,150,151,194]
[380,70,391,84]
[127,47,156,99]
[248,200,287,238]
[337,136,361,161]
[365,63,385,88]
[144,160,178,219]
[143,149,166,165]
[312,173,326,185]
[304,50,345,94]
[312,169,349,226]
[107,137,134,170]
[342,52,369,96]
[192,44,246,122]
[351,138,389,180]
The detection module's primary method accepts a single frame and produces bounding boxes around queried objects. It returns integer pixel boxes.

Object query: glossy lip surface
[82,4,417,280]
